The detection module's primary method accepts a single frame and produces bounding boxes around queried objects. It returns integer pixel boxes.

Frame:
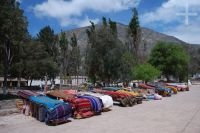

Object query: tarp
[29,96,64,111]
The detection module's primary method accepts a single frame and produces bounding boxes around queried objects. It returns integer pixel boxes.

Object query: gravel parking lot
[0,85,200,133]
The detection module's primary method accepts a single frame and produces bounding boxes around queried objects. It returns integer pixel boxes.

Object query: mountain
[64,23,194,55]
[63,23,200,73]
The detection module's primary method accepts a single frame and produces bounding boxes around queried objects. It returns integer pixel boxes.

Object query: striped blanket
[78,95,103,114]
[70,98,94,119]
[78,92,113,109]
[17,90,40,99]
[47,91,94,119]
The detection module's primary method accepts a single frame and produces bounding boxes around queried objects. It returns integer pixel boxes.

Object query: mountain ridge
[63,23,199,59]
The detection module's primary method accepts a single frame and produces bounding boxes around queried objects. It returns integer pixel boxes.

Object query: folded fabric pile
[144,94,162,100]
[77,95,103,114]
[47,90,94,119]
[17,90,40,99]
[17,90,41,116]
[29,96,72,124]
[78,92,113,111]
[94,89,134,107]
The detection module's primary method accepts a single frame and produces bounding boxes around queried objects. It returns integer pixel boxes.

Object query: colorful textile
[78,95,103,114]
[45,103,72,123]
[38,106,47,122]
[138,84,155,89]
[29,96,64,111]
[47,91,94,119]
[165,86,178,94]
[79,92,113,109]
[70,98,94,119]
[63,89,78,95]
[29,96,72,123]
[94,90,135,107]
[102,87,121,91]
[145,94,162,100]
[17,90,40,99]
[47,90,75,101]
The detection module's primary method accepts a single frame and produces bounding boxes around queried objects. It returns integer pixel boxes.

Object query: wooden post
[44,75,47,93]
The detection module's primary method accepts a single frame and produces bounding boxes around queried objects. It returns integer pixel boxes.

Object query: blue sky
[18,0,199,44]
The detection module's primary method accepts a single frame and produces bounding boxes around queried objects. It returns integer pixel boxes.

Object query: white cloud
[165,22,200,44]
[141,0,200,24]
[141,0,200,44]
[77,17,99,27]
[33,0,140,27]
[59,16,99,27]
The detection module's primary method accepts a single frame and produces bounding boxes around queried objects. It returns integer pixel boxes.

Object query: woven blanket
[63,89,78,95]
[78,95,103,113]
[47,90,75,101]
[17,90,40,99]
[45,103,72,123]
[70,98,94,118]
[79,92,113,109]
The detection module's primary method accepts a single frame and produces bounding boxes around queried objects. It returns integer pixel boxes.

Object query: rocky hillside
[63,23,200,72]
[66,23,200,64]
[64,23,195,56]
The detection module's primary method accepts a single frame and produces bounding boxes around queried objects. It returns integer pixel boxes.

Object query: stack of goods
[102,87,121,91]
[70,98,94,119]
[143,83,172,97]
[77,95,103,115]
[78,92,113,111]
[116,90,143,104]
[166,83,189,91]
[29,95,72,124]
[47,90,94,119]
[143,94,162,100]
[17,90,40,99]
[165,86,178,94]
[15,99,24,112]
[93,89,135,107]
[17,90,41,116]
[138,84,155,89]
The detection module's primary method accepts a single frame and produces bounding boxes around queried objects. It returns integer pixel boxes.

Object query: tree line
[0,0,192,95]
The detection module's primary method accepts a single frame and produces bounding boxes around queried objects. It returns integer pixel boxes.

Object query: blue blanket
[29,96,72,123]
[29,96,63,111]
[45,103,72,123]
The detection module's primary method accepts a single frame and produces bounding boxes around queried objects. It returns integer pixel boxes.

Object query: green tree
[149,42,189,82]
[133,63,161,83]
[23,40,58,86]
[0,0,28,94]
[58,31,69,87]
[37,26,58,60]
[128,8,141,63]
[37,26,59,81]
[70,33,81,85]
[10,41,29,88]
[120,51,136,81]
[86,18,127,84]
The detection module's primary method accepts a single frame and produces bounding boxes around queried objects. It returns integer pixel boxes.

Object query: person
[89,84,94,91]
[133,83,136,88]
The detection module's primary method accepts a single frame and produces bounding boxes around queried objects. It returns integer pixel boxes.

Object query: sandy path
[1,85,200,133]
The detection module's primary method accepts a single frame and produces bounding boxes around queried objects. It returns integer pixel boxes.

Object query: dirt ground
[0,85,200,133]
